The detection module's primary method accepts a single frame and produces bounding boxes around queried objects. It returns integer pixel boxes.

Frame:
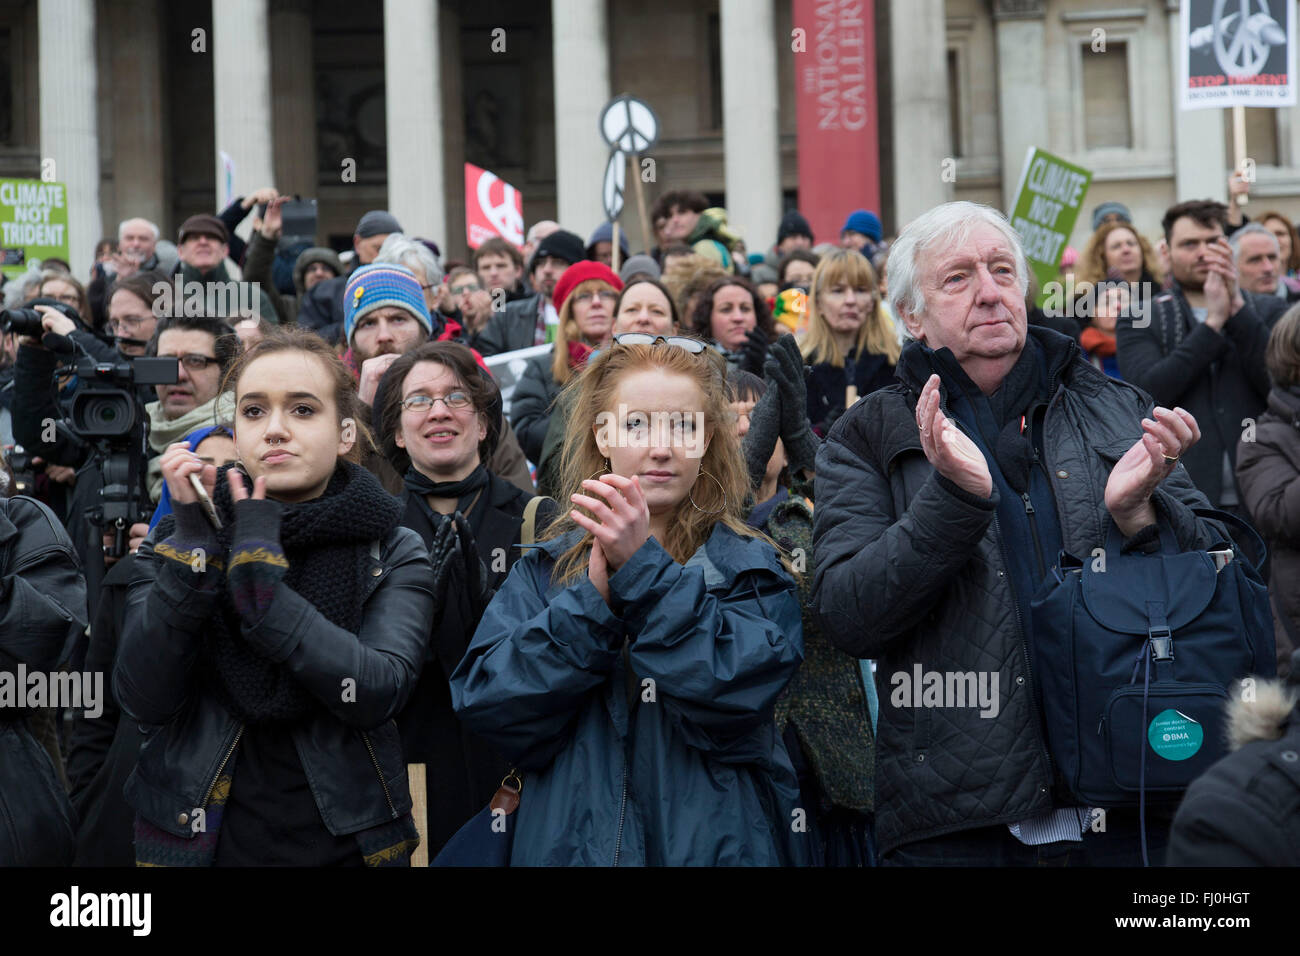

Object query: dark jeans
[881,809,1173,867]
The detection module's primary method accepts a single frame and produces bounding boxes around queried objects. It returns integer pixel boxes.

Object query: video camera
[59,353,179,559]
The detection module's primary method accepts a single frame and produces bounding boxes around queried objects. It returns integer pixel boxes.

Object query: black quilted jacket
[812,326,1226,856]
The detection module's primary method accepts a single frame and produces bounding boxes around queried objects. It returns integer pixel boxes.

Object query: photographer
[11,276,165,590]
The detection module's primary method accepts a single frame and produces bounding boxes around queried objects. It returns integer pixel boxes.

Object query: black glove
[766,335,819,477]
[227,497,287,625]
[742,357,783,491]
[738,325,770,376]
[452,512,493,621]
[427,514,462,603]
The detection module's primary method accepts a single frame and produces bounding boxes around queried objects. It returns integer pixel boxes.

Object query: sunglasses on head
[611,332,708,354]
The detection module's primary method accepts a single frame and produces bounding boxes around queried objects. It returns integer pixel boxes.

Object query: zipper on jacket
[1021,493,1047,579]
[361,730,399,818]
[202,724,243,809]
[612,761,628,867]
[991,513,1055,796]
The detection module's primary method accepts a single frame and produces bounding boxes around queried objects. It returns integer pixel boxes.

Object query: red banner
[793,0,880,244]
[464,163,525,250]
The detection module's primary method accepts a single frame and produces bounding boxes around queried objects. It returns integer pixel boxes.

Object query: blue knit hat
[343,263,432,346]
[842,209,882,242]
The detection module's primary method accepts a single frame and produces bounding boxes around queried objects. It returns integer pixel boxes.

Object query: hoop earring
[586,458,612,482]
[688,470,726,514]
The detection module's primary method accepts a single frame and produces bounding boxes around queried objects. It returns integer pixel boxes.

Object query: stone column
[212,0,275,240]
[721,0,780,254]
[270,0,317,201]
[384,0,445,243]
[891,0,953,226]
[552,0,610,235]
[106,0,165,231]
[39,0,102,269]
[993,0,1046,209]
[1166,0,1226,201]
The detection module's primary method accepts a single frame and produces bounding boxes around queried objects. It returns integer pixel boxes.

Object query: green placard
[0,179,71,281]
[1008,148,1092,303]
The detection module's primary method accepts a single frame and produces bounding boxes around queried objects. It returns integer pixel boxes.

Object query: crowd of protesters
[0,169,1297,868]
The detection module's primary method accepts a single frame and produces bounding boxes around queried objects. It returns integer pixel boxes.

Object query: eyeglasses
[45,292,82,307]
[612,332,708,354]
[109,315,150,332]
[400,391,472,413]
[452,283,482,295]
[173,353,219,371]
[574,290,619,305]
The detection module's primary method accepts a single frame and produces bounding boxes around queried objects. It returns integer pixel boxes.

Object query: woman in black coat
[374,341,555,856]
[799,248,901,437]
[116,328,434,866]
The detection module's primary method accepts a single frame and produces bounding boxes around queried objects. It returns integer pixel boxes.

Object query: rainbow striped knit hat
[343,263,432,346]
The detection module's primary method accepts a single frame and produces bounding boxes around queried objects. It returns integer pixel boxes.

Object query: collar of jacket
[894,323,1083,401]
[1266,385,1300,425]
[178,260,232,284]
[0,501,16,547]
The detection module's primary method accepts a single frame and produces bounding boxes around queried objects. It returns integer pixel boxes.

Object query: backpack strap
[521,496,554,547]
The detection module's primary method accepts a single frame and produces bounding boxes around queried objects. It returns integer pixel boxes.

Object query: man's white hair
[887,201,1030,339]
[1228,222,1280,263]
[375,233,442,283]
[526,220,559,243]
[118,217,160,241]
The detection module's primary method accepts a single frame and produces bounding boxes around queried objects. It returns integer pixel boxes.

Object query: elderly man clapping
[812,201,1227,867]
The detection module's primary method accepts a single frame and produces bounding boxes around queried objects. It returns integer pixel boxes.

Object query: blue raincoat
[451,524,810,866]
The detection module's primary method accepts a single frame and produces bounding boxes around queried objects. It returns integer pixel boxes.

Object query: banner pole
[1232,105,1250,207]
[611,220,622,274]
[630,151,652,254]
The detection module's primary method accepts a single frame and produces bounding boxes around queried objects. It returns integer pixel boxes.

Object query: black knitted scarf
[155,461,403,723]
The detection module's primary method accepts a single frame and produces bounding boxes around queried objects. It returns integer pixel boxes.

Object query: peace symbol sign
[599,94,660,155]
[1212,0,1284,78]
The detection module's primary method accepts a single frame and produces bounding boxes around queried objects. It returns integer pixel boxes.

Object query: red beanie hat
[553,260,623,313]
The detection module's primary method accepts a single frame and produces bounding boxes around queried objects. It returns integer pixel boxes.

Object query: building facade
[1,0,1297,270]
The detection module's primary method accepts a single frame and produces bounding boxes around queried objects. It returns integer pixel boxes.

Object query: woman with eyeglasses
[510,262,623,463]
[799,248,901,438]
[37,270,91,328]
[117,327,434,866]
[373,340,557,856]
[452,336,810,865]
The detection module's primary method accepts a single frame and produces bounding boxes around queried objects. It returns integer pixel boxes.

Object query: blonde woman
[509,262,622,462]
[799,248,901,436]
[453,337,809,865]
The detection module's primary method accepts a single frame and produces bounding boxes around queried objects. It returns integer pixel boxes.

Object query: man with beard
[1117,200,1287,510]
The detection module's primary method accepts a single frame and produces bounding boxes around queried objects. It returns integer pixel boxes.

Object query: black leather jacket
[0,496,88,865]
[115,523,435,840]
